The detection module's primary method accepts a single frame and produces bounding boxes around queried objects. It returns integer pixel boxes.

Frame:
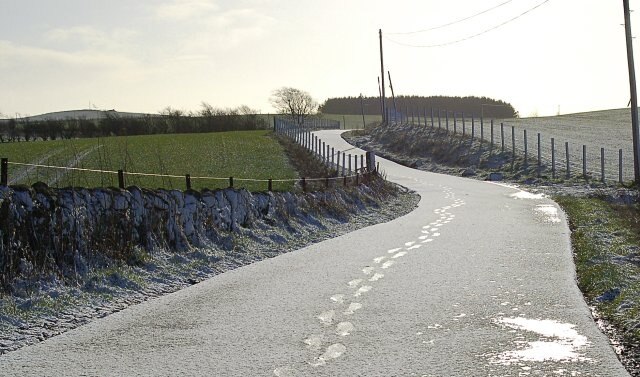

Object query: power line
[385,0,551,48]
[387,0,514,35]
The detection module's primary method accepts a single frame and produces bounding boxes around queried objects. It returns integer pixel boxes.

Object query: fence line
[0,158,370,191]
[274,117,377,178]
[387,108,630,184]
[1,119,377,191]
[274,116,341,131]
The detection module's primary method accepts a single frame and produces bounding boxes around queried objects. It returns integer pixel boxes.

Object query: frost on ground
[0,179,419,355]
[344,123,638,199]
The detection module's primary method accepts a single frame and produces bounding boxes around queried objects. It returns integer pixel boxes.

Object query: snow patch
[492,317,591,365]
[510,190,546,200]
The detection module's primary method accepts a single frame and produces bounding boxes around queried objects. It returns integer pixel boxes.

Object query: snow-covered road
[0,130,628,376]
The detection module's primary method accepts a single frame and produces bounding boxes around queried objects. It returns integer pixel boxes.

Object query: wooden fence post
[551,138,556,179]
[302,177,307,192]
[471,116,475,139]
[366,151,376,172]
[619,149,624,184]
[566,142,570,179]
[360,155,364,171]
[601,148,606,183]
[453,112,457,134]
[343,175,347,186]
[430,107,434,127]
[583,145,587,179]
[342,153,346,176]
[325,177,329,189]
[118,170,125,189]
[511,126,516,161]
[185,174,192,190]
[524,130,528,168]
[462,112,466,135]
[500,123,505,153]
[348,154,352,174]
[229,177,234,188]
[537,133,542,177]
[1,158,7,186]
[490,119,494,147]
[268,179,273,192]
[480,117,484,142]
[445,110,449,132]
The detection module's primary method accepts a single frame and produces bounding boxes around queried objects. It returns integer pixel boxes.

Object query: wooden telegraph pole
[360,94,367,129]
[379,29,386,123]
[378,76,384,118]
[388,71,398,115]
[624,0,640,184]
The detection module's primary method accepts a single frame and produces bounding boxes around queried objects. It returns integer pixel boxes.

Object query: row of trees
[0,104,268,142]
[0,90,517,142]
[319,95,518,119]
[268,89,519,123]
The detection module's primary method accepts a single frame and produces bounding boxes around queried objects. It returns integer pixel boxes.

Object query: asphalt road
[0,130,629,376]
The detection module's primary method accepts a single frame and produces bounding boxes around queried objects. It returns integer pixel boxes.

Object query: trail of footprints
[274,187,466,376]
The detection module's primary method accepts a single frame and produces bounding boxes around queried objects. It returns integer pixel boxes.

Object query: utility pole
[379,29,386,123]
[378,76,384,118]
[624,0,640,184]
[388,71,398,114]
[360,94,367,129]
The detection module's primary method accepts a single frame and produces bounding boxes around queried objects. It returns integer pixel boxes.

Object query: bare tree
[270,87,318,125]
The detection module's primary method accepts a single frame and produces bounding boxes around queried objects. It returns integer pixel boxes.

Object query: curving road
[0,130,629,376]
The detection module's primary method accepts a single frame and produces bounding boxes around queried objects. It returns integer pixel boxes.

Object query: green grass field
[0,131,298,191]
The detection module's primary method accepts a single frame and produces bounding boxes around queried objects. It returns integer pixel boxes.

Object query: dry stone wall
[0,182,382,292]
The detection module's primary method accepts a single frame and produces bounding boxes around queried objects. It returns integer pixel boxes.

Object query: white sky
[0,0,637,117]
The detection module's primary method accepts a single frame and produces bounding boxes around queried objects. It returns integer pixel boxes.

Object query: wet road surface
[0,130,629,376]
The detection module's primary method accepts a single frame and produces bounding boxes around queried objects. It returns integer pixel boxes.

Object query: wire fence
[386,107,632,184]
[273,116,341,131]
[0,118,377,192]
[274,117,378,179]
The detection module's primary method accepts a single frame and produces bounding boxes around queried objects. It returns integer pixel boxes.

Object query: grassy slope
[555,196,640,371]
[555,198,640,330]
[497,109,634,181]
[0,131,298,191]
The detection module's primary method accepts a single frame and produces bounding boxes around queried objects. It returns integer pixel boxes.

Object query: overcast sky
[0,0,637,117]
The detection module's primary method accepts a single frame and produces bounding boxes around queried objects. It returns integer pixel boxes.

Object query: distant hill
[0,109,154,122]
[319,95,518,119]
